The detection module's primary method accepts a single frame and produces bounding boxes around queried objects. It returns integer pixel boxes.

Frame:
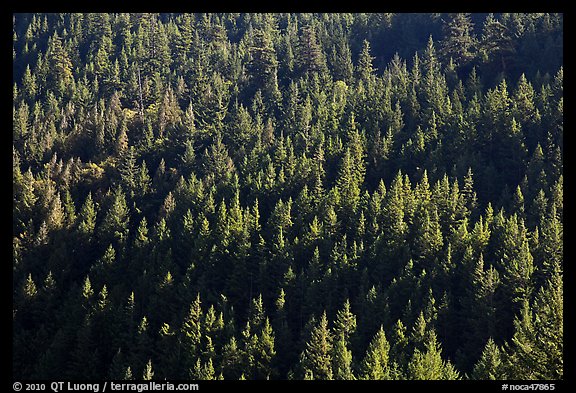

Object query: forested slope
[12,13,563,380]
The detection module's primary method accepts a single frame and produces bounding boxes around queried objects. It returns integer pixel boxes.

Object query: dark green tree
[99,187,130,247]
[504,264,562,379]
[298,24,326,75]
[440,13,478,66]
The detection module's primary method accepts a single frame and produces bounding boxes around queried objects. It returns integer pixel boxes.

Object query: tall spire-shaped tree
[471,338,505,380]
[407,331,460,380]
[360,326,391,380]
[504,264,562,379]
[440,13,478,66]
[357,39,376,83]
[300,311,333,380]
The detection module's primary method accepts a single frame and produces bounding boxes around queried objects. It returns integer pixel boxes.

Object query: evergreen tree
[332,334,354,380]
[360,326,390,380]
[440,13,478,66]
[222,336,243,380]
[407,331,460,380]
[99,186,130,246]
[253,318,276,379]
[505,265,562,379]
[480,14,515,75]
[11,12,563,381]
[142,359,154,380]
[298,24,325,75]
[332,299,356,380]
[300,311,333,380]
[357,39,375,83]
[471,338,505,380]
[77,192,97,238]
[248,29,280,102]
[180,293,203,367]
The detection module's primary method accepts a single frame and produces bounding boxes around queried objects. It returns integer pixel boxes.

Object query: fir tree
[360,326,390,380]
[300,311,333,380]
[471,338,505,380]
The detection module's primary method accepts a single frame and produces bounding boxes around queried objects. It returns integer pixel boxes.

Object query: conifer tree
[101,187,129,244]
[332,334,354,380]
[142,359,154,380]
[77,192,97,238]
[505,265,562,379]
[471,338,505,380]
[357,39,375,83]
[300,311,333,380]
[298,24,325,75]
[407,331,460,380]
[361,326,390,380]
[440,13,478,66]
[11,12,563,381]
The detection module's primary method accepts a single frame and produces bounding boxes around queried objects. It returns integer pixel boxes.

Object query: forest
[12,13,563,381]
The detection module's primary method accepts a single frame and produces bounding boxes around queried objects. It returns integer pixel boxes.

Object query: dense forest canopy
[12,13,562,380]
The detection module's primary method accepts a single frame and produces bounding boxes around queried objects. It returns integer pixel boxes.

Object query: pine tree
[99,186,130,246]
[461,167,478,217]
[357,39,375,83]
[407,331,460,380]
[471,338,505,380]
[333,299,356,340]
[115,121,129,157]
[62,190,77,228]
[136,160,152,196]
[361,326,390,380]
[82,275,94,302]
[248,29,280,101]
[335,148,362,226]
[505,265,562,379]
[513,73,538,127]
[538,204,562,281]
[181,293,203,368]
[108,348,128,380]
[480,14,515,75]
[300,311,333,380]
[46,32,73,95]
[119,146,137,194]
[22,273,38,300]
[298,24,325,75]
[142,359,154,380]
[77,192,97,237]
[331,37,354,83]
[254,318,276,379]
[222,336,243,380]
[332,334,354,380]
[134,217,150,248]
[412,206,443,266]
[331,299,356,380]
[440,13,477,66]
[501,216,534,307]
[191,358,215,380]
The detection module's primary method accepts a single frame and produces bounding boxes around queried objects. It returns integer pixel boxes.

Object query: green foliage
[22,273,38,300]
[12,12,562,381]
[300,312,333,380]
[471,338,505,380]
[407,332,460,380]
[361,326,390,380]
[99,186,130,246]
[505,266,563,379]
[77,192,97,237]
